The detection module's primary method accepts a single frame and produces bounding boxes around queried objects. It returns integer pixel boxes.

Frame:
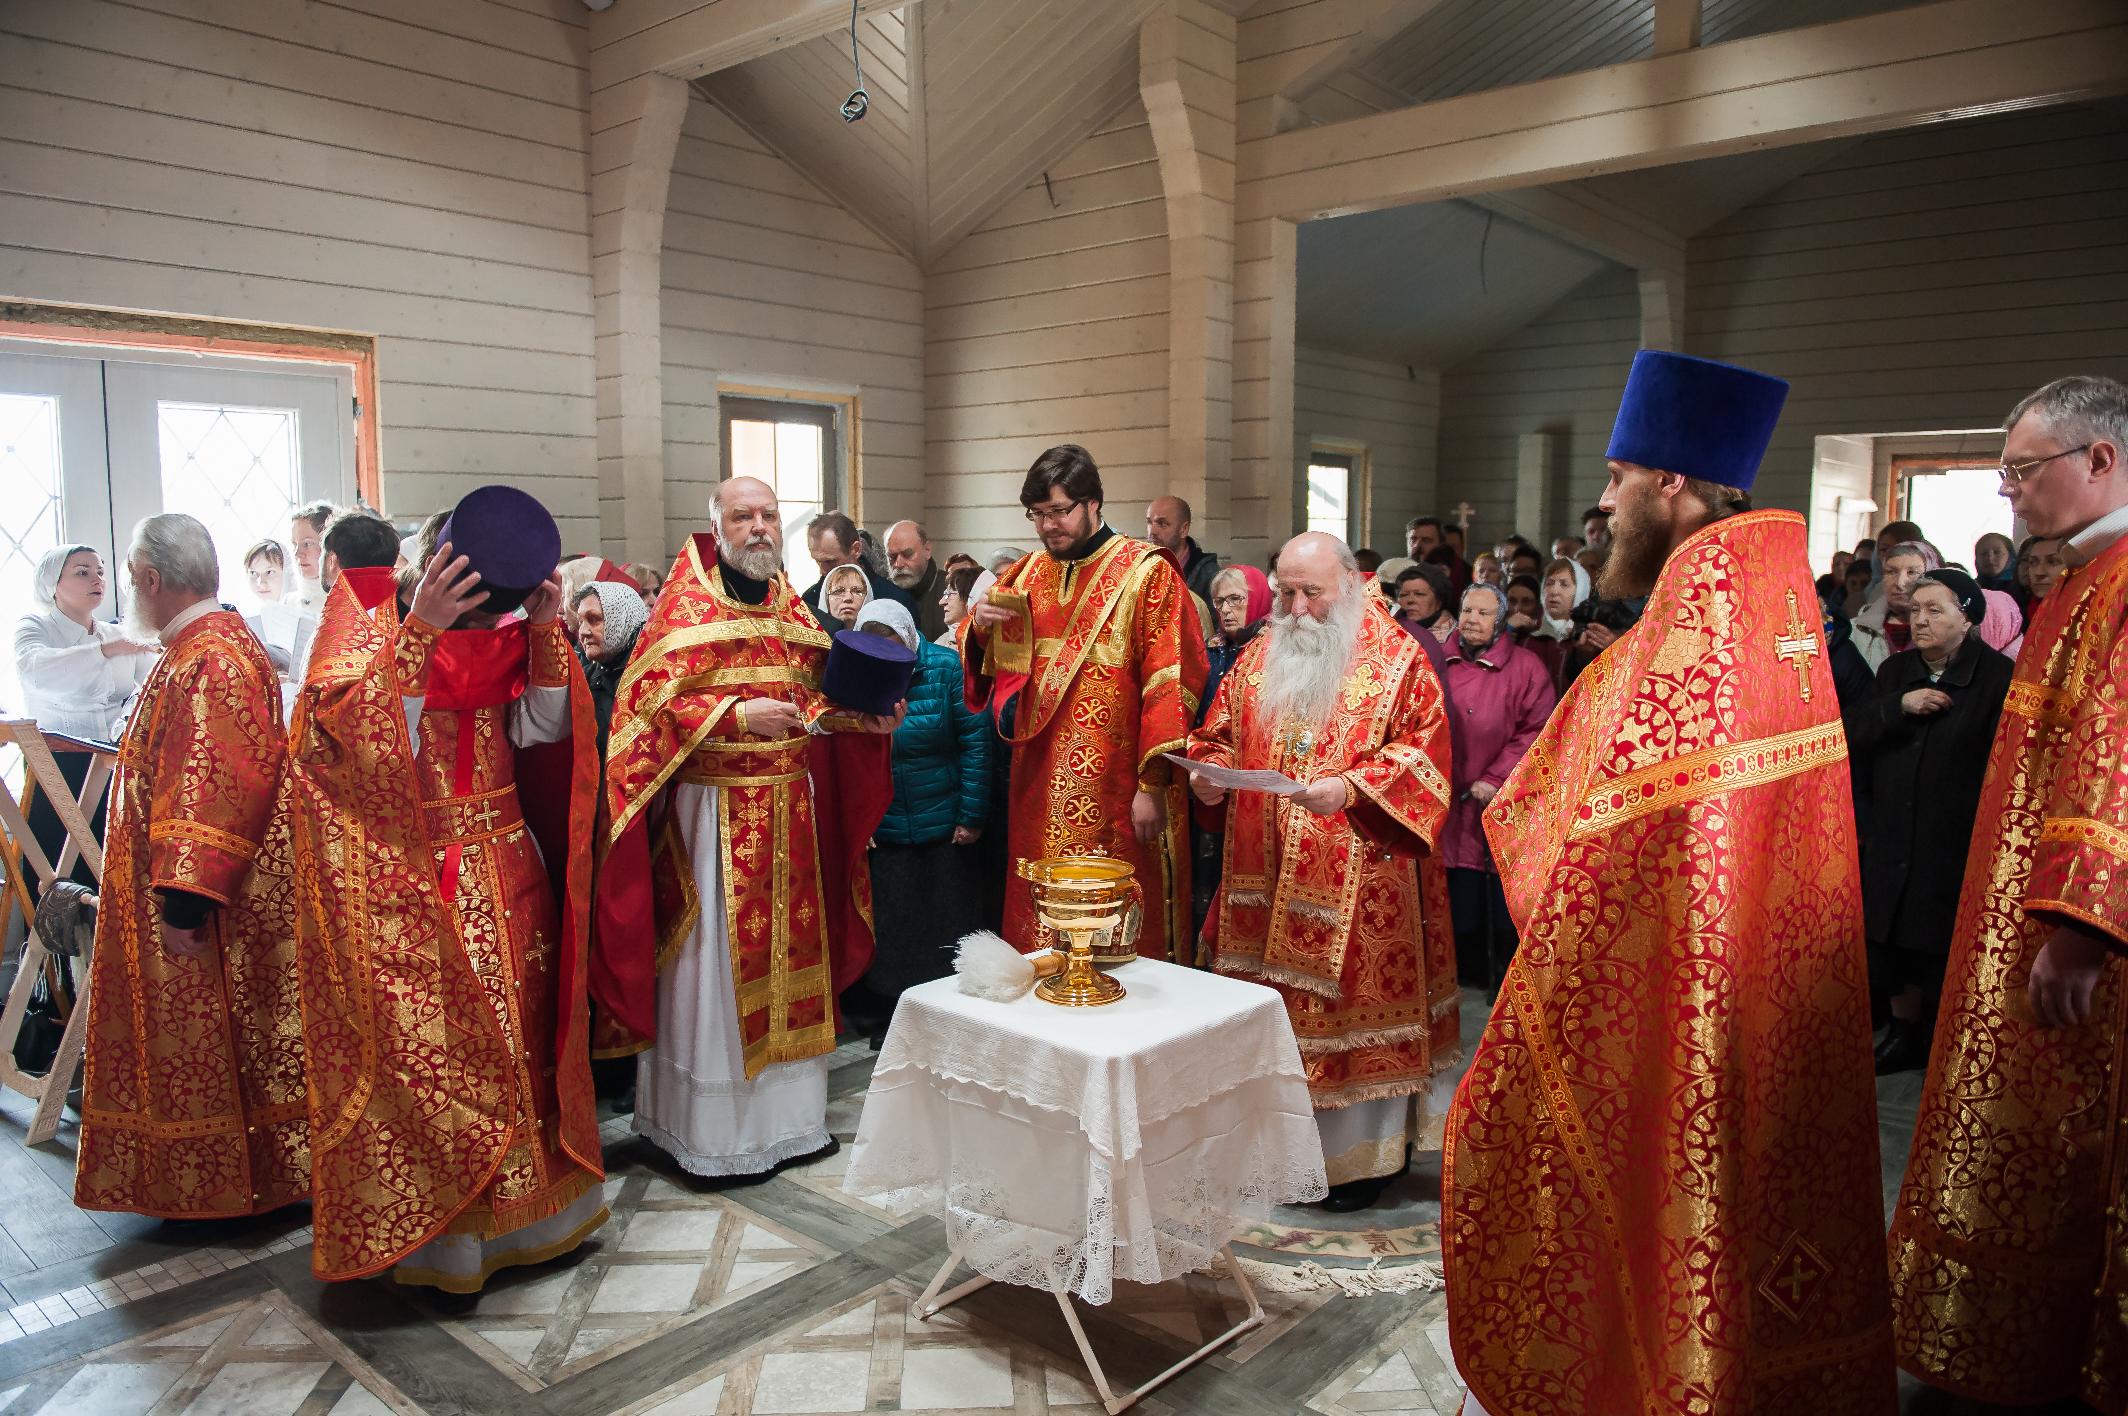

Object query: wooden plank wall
[1293,347,1438,555]
[0,0,603,549]
[1433,265,1640,547]
[923,101,1170,549]
[1435,102,2128,554]
[660,94,926,548]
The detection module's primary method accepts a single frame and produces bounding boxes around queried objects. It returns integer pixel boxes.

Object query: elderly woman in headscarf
[1202,564,1273,722]
[843,598,992,1045]
[1522,556,1591,690]
[572,578,649,753]
[1440,580,1558,995]
[1843,567,2013,1074]
[11,544,157,895]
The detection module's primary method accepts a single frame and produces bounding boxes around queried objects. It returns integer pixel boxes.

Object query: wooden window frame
[717,383,861,523]
[0,300,381,508]
[1304,437,1372,545]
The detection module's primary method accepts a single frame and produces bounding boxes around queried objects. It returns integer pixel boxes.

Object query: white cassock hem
[1459,1390,1489,1416]
[391,1188,607,1293]
[634,782,831,1178]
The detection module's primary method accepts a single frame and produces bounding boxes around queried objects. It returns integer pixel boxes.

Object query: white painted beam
[905,0,931,268]
[1653,0,1701,56]
[590,71,690,563]
[1468,183,1686,274]
[1638,266,1685,352]
[1240,0,2128,223]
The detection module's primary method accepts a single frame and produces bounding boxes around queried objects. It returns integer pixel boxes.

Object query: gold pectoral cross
[1773,589,1821,703]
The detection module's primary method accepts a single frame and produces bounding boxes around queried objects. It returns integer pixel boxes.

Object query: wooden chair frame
[0,721,115,1145]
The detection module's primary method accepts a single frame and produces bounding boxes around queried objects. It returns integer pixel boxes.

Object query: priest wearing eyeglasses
[961,445,1207,961]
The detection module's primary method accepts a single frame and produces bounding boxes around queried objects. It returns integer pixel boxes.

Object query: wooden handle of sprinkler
[1033,952,1068,979]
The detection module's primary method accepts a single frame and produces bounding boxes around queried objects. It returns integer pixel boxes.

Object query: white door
[0,351,115,715]
[103,358,354,607]
[0,344,355,717]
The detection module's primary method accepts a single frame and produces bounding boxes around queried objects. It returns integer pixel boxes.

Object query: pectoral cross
[1773,589,1820,703]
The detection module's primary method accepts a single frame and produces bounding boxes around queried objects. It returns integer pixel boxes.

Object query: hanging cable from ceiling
[840,0,869,122]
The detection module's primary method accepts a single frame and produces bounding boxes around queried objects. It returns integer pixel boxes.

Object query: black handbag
[11,954,73,1078]
[12,882,95,1078]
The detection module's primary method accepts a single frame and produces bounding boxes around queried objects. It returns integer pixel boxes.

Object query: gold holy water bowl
[1015,854,1142,1007]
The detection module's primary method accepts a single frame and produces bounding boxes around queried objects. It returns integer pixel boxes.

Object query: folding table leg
[914,1245,993,1319]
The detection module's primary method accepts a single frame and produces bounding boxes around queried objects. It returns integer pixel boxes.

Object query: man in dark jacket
[802,510,912,627]
[1842,567,2013,1074]
[1145,496,1222,605]
[885,520,947,642]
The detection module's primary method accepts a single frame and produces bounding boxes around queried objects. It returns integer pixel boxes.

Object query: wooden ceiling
[696,0,1168,266]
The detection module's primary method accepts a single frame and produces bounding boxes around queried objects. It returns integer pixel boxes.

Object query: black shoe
[774,1135,840,1174]
[1874,1018,1928,1075]
[422,1287,480,1316]
[1318,1173,1397,1213]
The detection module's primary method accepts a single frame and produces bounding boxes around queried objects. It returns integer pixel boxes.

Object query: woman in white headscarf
[12,544,154,741]
[819,562,873,632]
[11,544,156,896]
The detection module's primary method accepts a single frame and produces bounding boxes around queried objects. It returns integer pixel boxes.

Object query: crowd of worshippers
[6,360,2127,1416]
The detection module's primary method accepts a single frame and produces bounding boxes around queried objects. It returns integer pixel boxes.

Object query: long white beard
[123,600,157,641]
[1257,585,1365,734]
[724,537,781,581]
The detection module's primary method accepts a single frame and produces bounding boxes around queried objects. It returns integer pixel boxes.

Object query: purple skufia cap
[438,485,560,615]
[822,629,917,716]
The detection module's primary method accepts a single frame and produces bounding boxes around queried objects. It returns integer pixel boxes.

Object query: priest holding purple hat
[1443,351,1896,1416]
[287,484,607,1302]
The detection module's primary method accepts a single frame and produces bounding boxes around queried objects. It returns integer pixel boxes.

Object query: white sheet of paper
[1162,753,1306,796]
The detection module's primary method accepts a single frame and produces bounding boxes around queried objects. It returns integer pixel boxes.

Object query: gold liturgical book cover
[986,587,1035,674]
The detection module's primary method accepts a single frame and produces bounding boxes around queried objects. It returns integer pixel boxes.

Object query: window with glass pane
[720,395,842,583]
[0,393,65,622]
[1306,455,1353,539]
[155,401,301,602]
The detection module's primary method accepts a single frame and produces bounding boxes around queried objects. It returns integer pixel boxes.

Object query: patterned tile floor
[0,992,1936,1415]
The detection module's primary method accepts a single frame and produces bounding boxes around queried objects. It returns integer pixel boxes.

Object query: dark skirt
[23,748,103,899]
[866,838,987,1003]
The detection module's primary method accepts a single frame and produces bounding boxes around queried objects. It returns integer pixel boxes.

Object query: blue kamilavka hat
[1606,350,1790,492]
[438,485,562,615]
[822,629,917,716]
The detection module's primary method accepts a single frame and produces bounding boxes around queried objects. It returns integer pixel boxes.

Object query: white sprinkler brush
[953,931,1066,1002]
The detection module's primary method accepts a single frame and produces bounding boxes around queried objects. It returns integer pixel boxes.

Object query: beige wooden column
[1142,1,1238,551]
[590,72,688,564]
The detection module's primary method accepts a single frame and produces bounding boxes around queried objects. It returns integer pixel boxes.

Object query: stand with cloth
[842,957,1327,1414]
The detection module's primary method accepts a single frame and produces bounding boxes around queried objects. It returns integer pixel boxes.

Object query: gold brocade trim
[2039,816,2128,861]
[1311,1072,1434,1112]
[1144,662,1181,698]
[422,785,525,846]
[2006,680,2072,725]
[654,812,699,973]
[1325,1134,1410,1185]
[147,818,261,861]
[1566,721,1846,840]
[391,1203,611,1295]
[78,1099,307,1141]
[437,1167,600,1239]
[606,697,738,847]
[675,738,809,788]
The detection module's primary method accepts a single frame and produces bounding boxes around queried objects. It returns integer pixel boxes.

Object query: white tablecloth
[842,958,1327,1304]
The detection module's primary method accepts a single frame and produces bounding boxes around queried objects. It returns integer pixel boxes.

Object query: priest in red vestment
[288,486,604,1297]
[1889,375,2128,1411]
[963,446,1207,960]
[1443,352,1895,1416]
[593,476,896,1181]
[75,513,307,1219]
[1187,532,1456,1213]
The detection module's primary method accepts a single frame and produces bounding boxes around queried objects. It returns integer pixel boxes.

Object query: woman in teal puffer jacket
[847,600,994,1044]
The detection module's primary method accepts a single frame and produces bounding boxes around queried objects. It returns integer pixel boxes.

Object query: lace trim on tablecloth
[873,998,1308,1162]
[844,1071,1325,1304]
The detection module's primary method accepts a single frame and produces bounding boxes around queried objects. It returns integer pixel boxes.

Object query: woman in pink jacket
[1440,581,1558,997]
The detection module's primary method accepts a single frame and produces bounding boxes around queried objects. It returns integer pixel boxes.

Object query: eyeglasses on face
[1998,444,2090,484]
[1024,499,1088,526]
